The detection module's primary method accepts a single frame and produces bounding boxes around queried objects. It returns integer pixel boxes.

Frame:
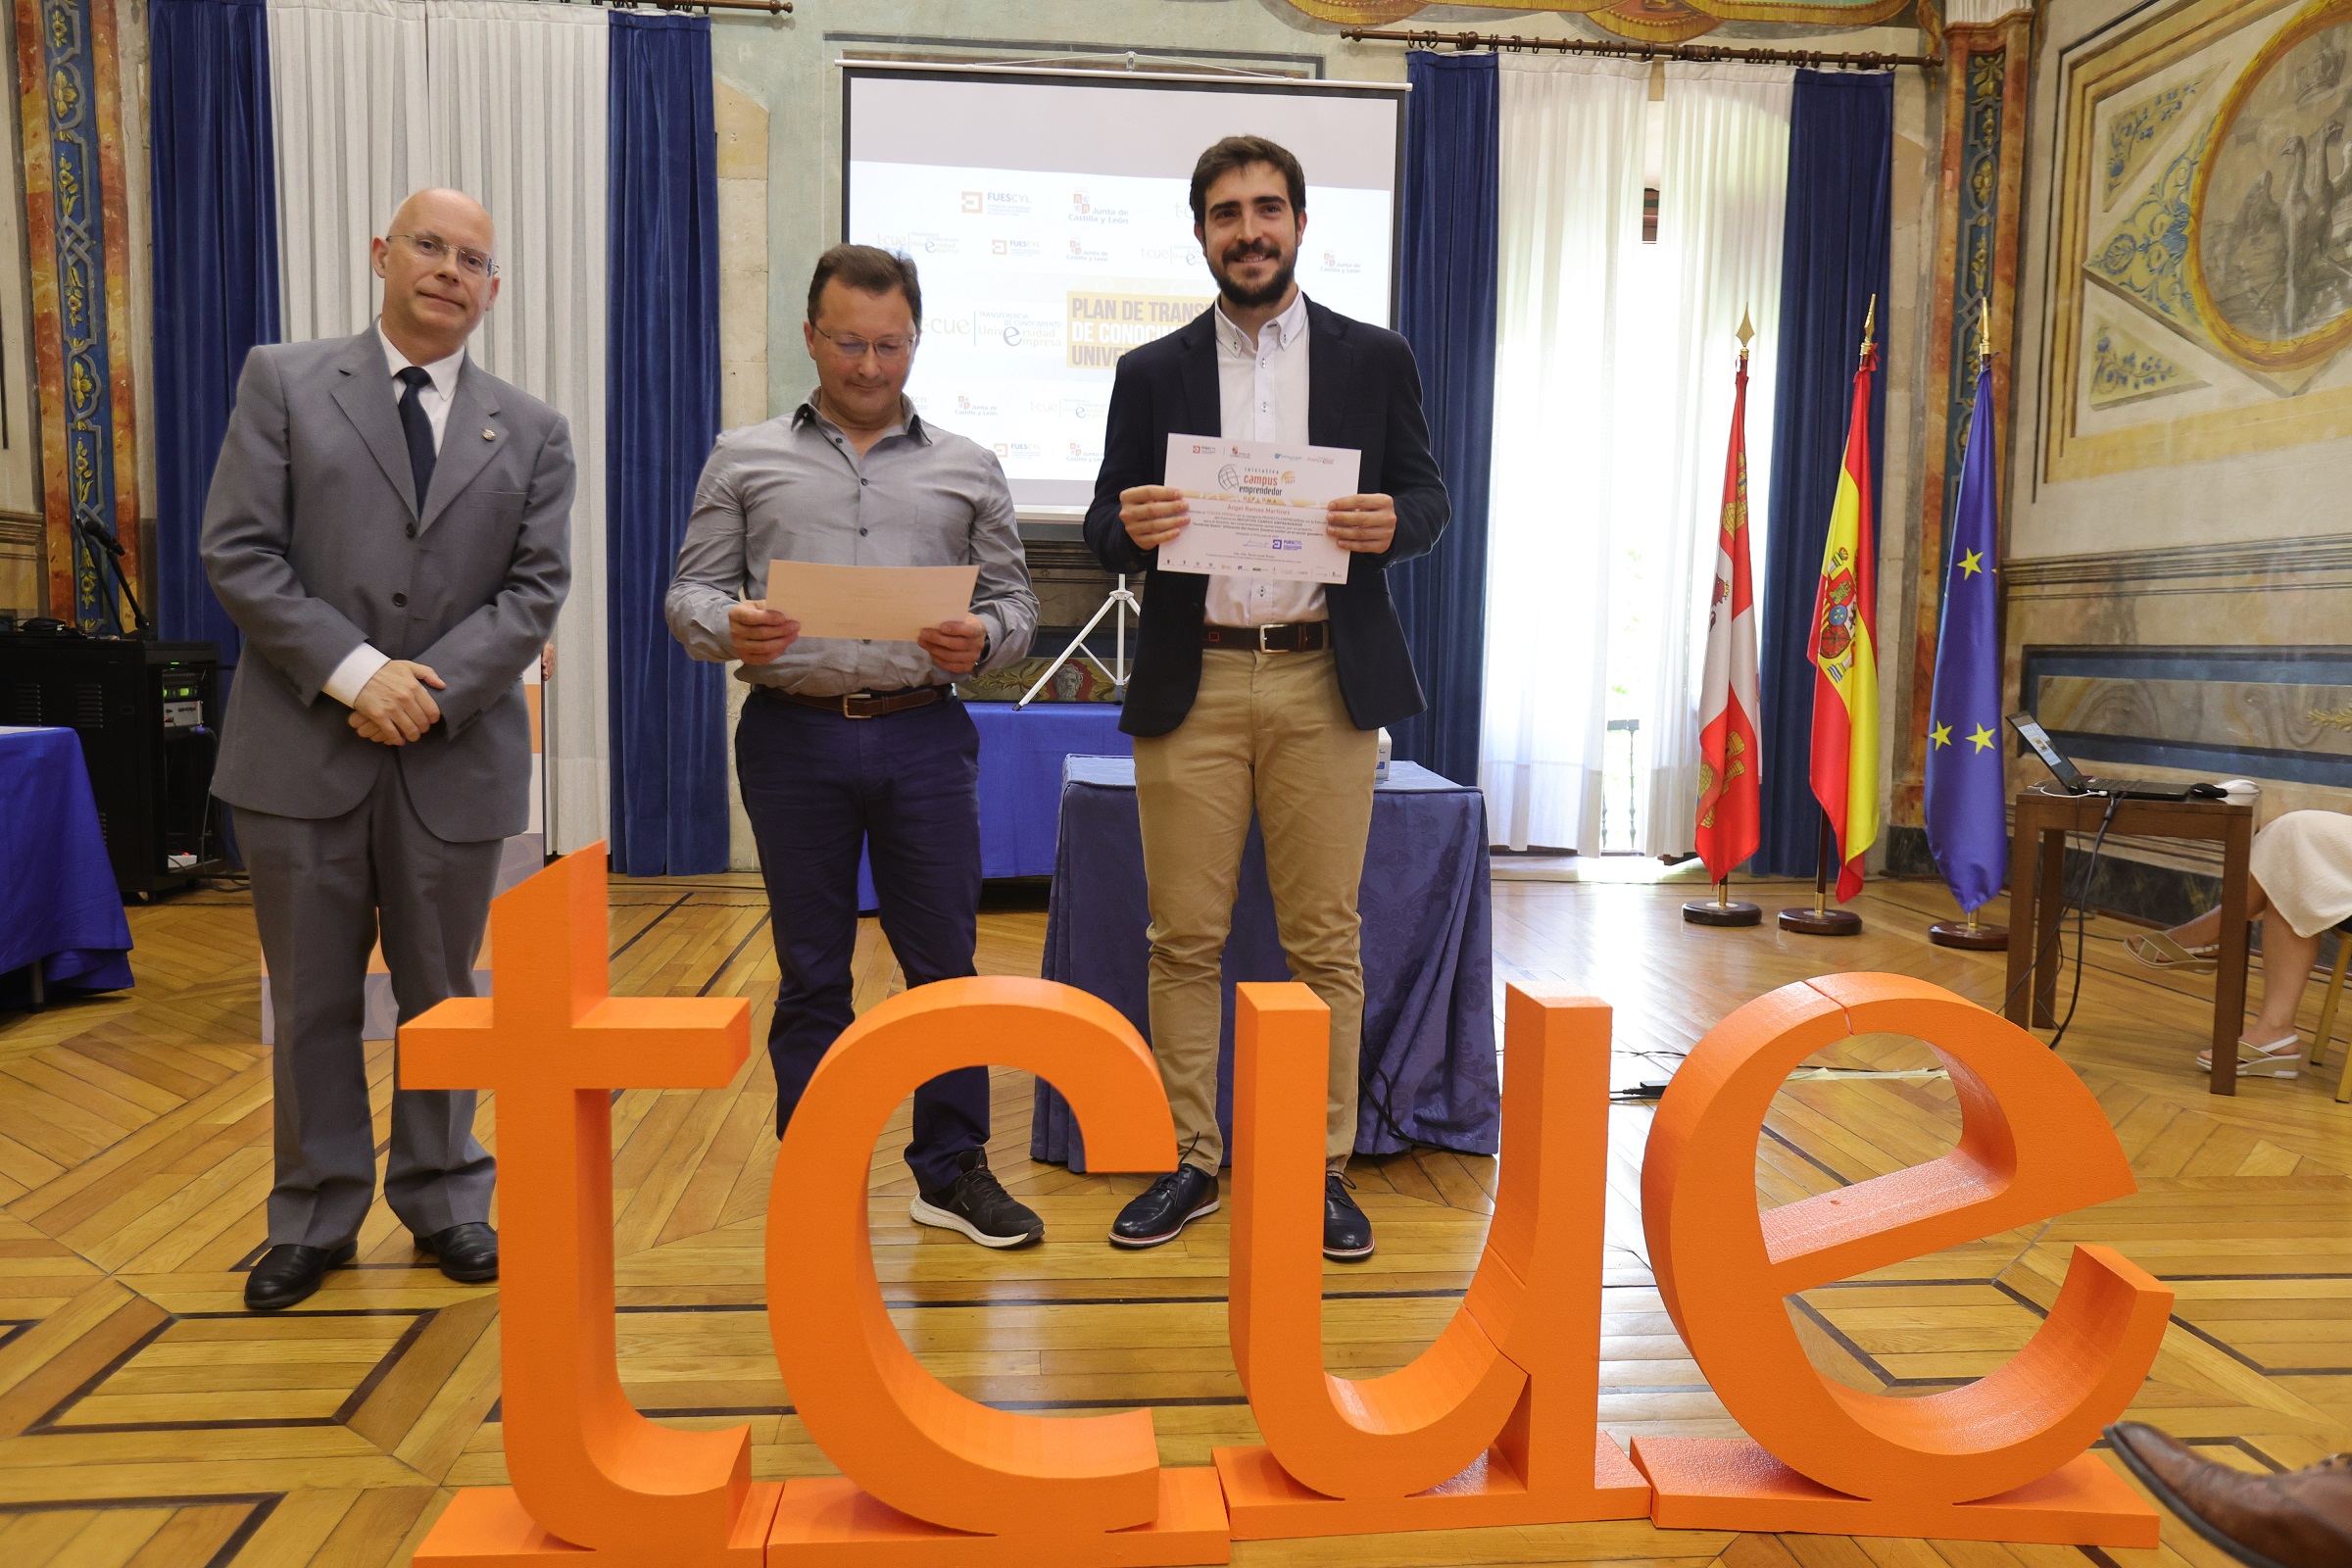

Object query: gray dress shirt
[666,395,1038,695]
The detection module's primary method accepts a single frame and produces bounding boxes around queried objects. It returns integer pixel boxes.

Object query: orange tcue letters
[406,847,776,1565]
[760,976,1232,1565]
[1213,984,1647,1535]
[406,854,2167,1565]
[1633,973,2172,1546]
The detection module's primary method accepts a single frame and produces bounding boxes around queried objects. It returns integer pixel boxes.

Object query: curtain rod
[582,0,791,14]
[1338,27,1936,71]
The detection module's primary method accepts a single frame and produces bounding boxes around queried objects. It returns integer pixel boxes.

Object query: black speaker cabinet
[0,634,228,899]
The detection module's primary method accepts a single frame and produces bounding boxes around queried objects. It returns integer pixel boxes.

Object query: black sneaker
[1323,1171,1374,1260]
[1108,1166,1219,1249]
[909,1150,1044,1249]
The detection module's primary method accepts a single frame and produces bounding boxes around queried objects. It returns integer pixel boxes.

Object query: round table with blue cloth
[1030,757,1496,1169]
[0,726,133,1006]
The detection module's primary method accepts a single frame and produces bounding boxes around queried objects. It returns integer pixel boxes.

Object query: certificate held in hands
[764,560,980,641]
[1159,435,1359,585]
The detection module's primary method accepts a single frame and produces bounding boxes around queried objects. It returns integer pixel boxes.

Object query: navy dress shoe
[1108,1166,1219,1249]
[1323,1172,1374,1260]
[414,1222,499,1283]
[244,1241,357,1311]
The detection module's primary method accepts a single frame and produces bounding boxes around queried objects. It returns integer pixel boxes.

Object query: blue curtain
[149,0,277,660]
[1753,71,1892,877]
[1390,52,1497,791]
[608,13,725,876]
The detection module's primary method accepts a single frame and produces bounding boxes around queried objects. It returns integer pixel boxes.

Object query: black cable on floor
[2049,792,2123,1054]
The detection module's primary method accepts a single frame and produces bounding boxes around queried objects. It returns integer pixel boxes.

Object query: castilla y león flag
[1695,353,1759,885]
[1808,336,1881,904]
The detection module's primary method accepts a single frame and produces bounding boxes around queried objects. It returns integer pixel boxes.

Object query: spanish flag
[1807,328,1880,904]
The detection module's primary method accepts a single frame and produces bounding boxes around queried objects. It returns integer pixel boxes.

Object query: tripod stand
[1016,572,1139,708]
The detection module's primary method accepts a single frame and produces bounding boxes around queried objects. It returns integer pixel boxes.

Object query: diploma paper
[763,560,979,642]
[1157,436,1359,585]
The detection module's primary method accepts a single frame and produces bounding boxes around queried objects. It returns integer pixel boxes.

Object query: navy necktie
[395,365,437,511]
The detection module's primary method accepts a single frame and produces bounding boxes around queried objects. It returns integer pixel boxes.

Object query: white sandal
[2197,1031,2302,1078]
[2127,931,2221,973]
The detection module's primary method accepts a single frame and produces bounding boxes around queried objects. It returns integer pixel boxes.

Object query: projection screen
[842,64,1405,510]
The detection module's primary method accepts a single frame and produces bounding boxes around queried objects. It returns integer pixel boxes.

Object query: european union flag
[1923,363,2006,914]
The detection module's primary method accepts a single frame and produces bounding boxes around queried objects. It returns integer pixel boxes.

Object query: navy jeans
[735,690,989,1194]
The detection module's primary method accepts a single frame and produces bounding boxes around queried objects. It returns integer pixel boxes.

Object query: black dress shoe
[244,1241,357,1311]
[1109,1166,1218,1249]
[1324,1172,1374,1260]
[414,1222,499,1283]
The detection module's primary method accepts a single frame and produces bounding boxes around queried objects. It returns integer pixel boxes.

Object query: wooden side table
[2004,790,2255,1095]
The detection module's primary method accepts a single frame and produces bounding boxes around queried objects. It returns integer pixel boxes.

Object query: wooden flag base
[1929,920,2008,952]
[1684,901,1762,927]
[1780,816,1861,935]
[1779,906,1862,936]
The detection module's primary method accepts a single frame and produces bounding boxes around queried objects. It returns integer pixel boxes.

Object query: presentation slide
[845,69,1402,509]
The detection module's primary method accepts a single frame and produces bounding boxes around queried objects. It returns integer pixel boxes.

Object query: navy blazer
[1084,298,1449,737]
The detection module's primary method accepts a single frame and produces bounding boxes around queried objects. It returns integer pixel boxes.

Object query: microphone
[74,516,126,560]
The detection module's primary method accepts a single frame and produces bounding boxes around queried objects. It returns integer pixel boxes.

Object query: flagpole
[1686,310,1763,929]
[1779,808,1862,935]
[1780,298,1876,939]
[1929,299,2011,953]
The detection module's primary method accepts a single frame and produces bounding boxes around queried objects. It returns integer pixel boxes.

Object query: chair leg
[2314,935,2352,1069]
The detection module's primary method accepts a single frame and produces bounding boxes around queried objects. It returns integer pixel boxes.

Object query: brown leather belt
[1201,621,1330,653]
[760,684,947,719]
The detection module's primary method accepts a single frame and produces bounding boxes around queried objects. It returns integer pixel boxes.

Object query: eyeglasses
[812,324,917,363]
[389,232,498,279]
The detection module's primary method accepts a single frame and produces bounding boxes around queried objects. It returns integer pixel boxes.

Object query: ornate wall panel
[2042,0,2352,484]
[13,0,137,630]
[1273,0,1929,48]
[1894,13,2031,828]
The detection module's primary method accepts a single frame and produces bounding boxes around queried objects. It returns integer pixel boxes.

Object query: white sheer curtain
[1635,64,1791,854]
[264,0,613,854]
[1481,57,1647,853]
[267,0,428,341]
[425,2,612,855]
[1482,57,1791,855]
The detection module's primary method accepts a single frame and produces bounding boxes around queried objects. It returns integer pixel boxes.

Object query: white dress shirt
[320,326,468,707]
[1204,290,1326,627]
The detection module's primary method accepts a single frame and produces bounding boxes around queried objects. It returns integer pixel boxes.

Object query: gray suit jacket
[202,327,573,843]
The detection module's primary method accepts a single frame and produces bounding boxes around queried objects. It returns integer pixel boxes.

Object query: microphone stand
[75,517,150,638]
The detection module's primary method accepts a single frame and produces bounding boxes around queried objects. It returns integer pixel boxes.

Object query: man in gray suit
[203,188,572,1311]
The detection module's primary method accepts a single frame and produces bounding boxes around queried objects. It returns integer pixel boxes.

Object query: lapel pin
[482,427,497,441]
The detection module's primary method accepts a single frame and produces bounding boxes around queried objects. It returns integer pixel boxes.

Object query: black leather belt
[760,684,947,718]
[1201,621,1330,653]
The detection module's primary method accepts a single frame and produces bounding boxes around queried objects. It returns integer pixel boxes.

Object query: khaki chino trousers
[1133,647,1378,1173]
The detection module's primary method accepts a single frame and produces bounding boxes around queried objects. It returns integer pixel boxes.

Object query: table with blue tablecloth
[858,699,1130,906]
[1030,757,1496,1168]
[0,726,132,1005]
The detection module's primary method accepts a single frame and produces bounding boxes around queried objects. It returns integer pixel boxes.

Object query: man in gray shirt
[666,244,1041,1247]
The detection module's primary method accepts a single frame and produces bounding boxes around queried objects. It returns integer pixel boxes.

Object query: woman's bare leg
[2251,920,2322,1042]
[2171,878,2272,949]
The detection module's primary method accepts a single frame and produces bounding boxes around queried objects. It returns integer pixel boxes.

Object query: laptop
[2004,712,2214,801]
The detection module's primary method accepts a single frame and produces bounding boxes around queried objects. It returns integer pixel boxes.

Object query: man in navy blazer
[1083,136,1448,1261]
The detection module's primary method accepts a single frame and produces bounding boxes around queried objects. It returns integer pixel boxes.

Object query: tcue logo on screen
[404,848,2169,1566]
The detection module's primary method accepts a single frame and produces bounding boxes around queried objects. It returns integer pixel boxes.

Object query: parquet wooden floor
[0,867,2346,1566]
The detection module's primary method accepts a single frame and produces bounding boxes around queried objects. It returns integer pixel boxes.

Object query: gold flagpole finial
[1977,297,1993,366]
[1737,308,1755,362]
[1860,295,1878,361]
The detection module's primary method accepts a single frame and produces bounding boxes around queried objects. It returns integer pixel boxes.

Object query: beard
[1210,241,1298,311]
